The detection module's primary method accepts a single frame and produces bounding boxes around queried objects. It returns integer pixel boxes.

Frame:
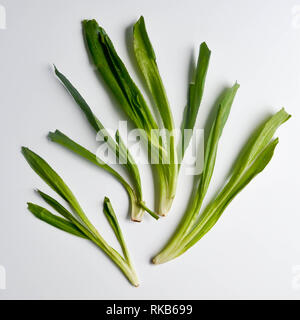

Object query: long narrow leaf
[82,19,159,135]
[36,189,97,238]
[48,130,138,196]
[133,16,178,204]
[115,130,142,200]
[54,67,145,211]
[103,197,130,261]
[54,65,104,132]
[22,147,106,242]
[176,83,239,237]
[180,42,211,160]
[183,138,279,252]
[27,203,87,238]
[197,83,239,206]
[54,66,124,160]
[83,19,179,215]
[231,108,290,179]
[133,16,174,132]
[153,108,290,264]
[48,130,120,179]
[47,131,156,220]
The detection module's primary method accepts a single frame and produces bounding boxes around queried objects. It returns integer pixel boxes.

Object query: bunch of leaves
[51,66,158,221]
[153,107,291,264]
[81,16,210,216]
[22,147,139,286]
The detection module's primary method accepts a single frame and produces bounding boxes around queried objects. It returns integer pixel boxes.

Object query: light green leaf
[153,108,290,264]
[133,16,178,206]
[183,138,279,252]
[103,197,130,261]
[231,108,291,179]
[115,130,142,200]
[197,83,239,206]
[133,16,174,132]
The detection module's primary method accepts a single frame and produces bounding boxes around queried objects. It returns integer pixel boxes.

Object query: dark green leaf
[27,202,87,238]
[22,147,102,239]
[82,19,158,135]
[179,42,211,160]
[48,130,135,200]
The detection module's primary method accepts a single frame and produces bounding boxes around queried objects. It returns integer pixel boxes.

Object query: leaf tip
[53,65,61,78]
[21,146,29,156]
[48,130,61,141]
[35,189,44,197]
[200,41,211,53]
[138,15,145,24]
[47,131,54,140]
[27,202,35,211]
[281,107,292,121]
[234,81,240,89]
[104,196,110,204]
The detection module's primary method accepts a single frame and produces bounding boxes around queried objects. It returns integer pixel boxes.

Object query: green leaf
[53,68,149,213]
[22,147,79,205]
[183,138,279,252]
[115,130,142,200]
[138,201,160,220]
[133,16,174,132]
[133,16,178,205]
[48,130,137,195]
[83,19,175,216]
[27,202,87,238]
[22,147,104,241]
[153,108,290,264]
[103,197,130,261]
[173,83,239,238]
[47,130,136,206]
[48,130,117,176]
[180,42,211,158]
[23,148,139,286]
[230,108,291,179]
[197,83,239,206]
[36,189,96,239]
[82,19,158,135]
[54,66,124,159]
[54,65,104,133]
[187,43,211,129]
[47,131,157,221]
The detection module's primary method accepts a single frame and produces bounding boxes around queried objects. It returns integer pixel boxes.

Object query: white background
[0,0,299,299]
